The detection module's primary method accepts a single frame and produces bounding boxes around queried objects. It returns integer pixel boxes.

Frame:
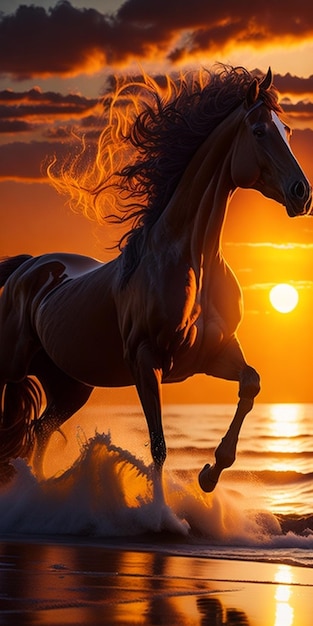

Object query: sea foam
[0,431,313,554]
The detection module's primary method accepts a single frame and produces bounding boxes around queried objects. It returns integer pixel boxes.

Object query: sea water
[0,403,313,568]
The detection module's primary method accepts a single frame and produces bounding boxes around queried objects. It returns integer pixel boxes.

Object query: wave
[169,443,313,460]
[0,432,313,554]
[238,448,313,457]
[227,468,313,485]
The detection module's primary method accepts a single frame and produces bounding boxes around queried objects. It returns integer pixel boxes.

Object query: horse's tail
[0,254,39,482]
[0,378,43,483]
[0,254,32,288]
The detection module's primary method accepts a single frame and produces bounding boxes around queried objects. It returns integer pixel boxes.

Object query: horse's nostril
[291,180,306,200]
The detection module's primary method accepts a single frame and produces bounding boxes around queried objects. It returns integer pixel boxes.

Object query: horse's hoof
[198,463,218,493]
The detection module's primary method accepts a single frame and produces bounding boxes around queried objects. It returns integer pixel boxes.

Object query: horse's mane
[47,64,281,284]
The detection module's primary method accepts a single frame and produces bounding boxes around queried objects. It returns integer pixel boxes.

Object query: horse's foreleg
[199,344,260,492]
[128,342,166,503]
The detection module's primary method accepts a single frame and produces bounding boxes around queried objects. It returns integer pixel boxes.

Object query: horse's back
[31,255,132,387]
[16,252,103,280]
[1,252,105,301]
[0,253,123,380]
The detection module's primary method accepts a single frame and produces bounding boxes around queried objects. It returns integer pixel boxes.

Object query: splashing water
[0,433,189,537]
[0,429,307,550]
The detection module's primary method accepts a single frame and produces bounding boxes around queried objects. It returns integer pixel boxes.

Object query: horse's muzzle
[287,180,313,216]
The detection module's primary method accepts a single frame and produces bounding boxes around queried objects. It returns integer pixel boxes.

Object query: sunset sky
[1,0,313,403]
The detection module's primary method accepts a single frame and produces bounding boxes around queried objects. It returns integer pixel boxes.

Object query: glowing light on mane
[46,65,281,238]
[47,71,186,225]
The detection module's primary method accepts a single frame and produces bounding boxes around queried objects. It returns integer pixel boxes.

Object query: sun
[269,283,299,313]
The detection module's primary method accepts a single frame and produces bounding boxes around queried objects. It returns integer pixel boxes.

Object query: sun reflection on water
[268,405,302,470]
[270,404,301,442]
[274,565,294,626]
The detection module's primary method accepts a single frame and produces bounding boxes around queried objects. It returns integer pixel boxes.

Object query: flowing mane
[48,65,281,282]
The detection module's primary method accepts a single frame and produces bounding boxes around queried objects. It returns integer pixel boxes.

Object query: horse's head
[231,68,312,217]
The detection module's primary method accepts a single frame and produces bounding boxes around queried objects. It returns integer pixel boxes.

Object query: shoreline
[0,536,312,625]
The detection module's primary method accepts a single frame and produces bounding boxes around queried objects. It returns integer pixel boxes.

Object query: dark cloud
[43,126,78,139]
[0,87,100,133]
[0,119,33,133]
[0,88,99,114]
[0,2,112,78]
[283,101,313,114]
[43,116,102,140]
[1,1,313,78]
[267,74,313,126]
[117,0,313,39]
[0,87,98,107]
[274,73,313,95]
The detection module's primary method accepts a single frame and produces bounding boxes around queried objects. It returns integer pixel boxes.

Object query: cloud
[280,101,313,129]
[225,242,313,249]
[0,119,33,133]
[0,2,110,78]
[1,1,313,78]
[0,87,99,109]
[283,101,313,114]
[243,280,313,291]
[0,87,99,117]
[274,73,313,96]
[0,87,101,133]
[0,86,105,178]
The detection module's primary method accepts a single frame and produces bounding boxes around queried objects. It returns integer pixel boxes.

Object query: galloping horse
[0,66,312,497]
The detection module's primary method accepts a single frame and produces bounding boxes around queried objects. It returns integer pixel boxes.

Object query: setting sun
[269,283,299,313]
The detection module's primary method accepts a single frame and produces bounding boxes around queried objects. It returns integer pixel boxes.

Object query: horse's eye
[253,123,266,138]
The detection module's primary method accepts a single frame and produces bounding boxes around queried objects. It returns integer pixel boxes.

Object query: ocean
[0,402,312,569]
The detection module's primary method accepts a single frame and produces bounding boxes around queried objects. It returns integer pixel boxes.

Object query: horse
[0,65,312,499]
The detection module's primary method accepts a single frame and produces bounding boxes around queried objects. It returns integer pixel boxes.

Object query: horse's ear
[259,67,272,91]
[245,78,259,108]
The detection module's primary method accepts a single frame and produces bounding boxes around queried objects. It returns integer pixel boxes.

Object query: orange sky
[1,1,313,403]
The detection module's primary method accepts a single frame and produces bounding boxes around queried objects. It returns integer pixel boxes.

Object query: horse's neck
[156,109,241,275]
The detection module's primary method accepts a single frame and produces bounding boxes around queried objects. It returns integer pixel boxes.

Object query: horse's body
[0,66,312,495]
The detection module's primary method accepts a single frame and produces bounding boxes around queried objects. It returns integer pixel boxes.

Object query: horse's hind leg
[29,351,93,479]
[199,339,260,492]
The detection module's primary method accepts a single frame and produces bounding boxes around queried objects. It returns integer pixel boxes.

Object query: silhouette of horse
[0,66,311,497]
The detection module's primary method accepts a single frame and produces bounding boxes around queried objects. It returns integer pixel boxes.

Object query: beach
[0,403,313,624]
[1,537,312,625]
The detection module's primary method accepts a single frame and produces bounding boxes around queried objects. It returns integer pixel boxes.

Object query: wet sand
[0,537,312,625]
